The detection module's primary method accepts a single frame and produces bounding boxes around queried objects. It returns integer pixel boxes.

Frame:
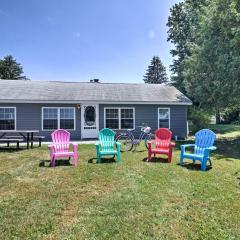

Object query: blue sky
[1,0,180,83]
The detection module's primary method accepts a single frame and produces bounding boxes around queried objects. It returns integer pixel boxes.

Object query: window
[0,107,16,130]
[42,107,75,130]
[105,108,135,130]
[158,108,170,128]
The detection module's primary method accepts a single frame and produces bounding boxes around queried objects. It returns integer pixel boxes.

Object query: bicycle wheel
[144,133,154,149]
[116,134,133,152]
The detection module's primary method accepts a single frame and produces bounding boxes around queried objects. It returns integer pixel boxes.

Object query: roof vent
[90,79,100,83]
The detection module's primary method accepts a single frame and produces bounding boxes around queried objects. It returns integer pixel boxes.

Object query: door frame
[81,103,99,139]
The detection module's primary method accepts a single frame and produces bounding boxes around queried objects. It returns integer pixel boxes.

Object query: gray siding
[0,103,81,140]
[0,103,188,140]
[99,104,188,139]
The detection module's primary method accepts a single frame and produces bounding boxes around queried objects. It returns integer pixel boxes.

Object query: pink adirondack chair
[147,128,175,162]
[48,129,78,167]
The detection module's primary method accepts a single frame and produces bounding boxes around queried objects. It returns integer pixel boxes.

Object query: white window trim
[104,107,135,130]
[158,107,170,129]
[41,107,76,131]
[0,106,17,131]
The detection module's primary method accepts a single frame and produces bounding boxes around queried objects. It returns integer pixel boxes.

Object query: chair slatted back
[155,128,172,148]
[51,129,70,153]
[194,129,216,155]
[99,128,115,151]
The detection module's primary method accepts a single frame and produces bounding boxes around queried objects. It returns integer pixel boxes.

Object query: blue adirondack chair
[95,128,121,163]
[180,129,217,171]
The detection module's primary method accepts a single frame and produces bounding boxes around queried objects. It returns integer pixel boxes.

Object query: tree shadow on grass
[0,147,26,152]
[142,157,170,163]
[39,159,72,167]
[215,137,240,160]
[88,157,117,164]
[176,162,212,172]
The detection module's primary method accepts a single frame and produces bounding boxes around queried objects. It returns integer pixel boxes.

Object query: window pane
[43,108,58,119]
[159,119,169,128]
[60,119,74,129]
[121,119,133,129]
[106,109,118,119]
[158,109,169,128]
[120,109,134,129]
[105,108,119,129]
[43,108,58,130]
[121,109,133,118]
[60,108,74,119]
[0,108,15,130]
[60,108,75,129]
[106,119,119,129]
[43,119,58,130]
[159,109,169,119]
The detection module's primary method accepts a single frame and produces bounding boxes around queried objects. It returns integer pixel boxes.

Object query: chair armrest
[70,142,78,151]
[116,141,121,151]
[48,144,55,153]
[170,142,175,147]
[147,140,155,149]
[207,146,217,151]
[95,141,100,146]
[181,144,195,150]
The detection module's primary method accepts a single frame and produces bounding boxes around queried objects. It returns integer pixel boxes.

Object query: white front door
[81,104,99,139]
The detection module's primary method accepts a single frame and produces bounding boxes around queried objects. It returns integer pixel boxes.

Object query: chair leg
[147,151,152,162]
[51,156,55,167]
[117,152,121,162]
[209,158,212,166]
[180,152,184,166]
[201,161,207,171]
[96,153,101,163]
[73,154,78,166]
[168,149,173,163]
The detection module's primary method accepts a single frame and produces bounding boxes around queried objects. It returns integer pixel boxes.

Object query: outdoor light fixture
[77,104,81,110]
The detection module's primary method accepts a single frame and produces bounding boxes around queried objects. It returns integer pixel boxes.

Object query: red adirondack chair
[147,128,175,162]
[48,129,78,167]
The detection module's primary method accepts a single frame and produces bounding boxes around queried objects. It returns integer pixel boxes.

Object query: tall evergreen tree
[143,56,168,84]
[0,55,27,80]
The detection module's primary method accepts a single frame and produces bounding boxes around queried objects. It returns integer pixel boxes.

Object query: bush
[189,107,210,134]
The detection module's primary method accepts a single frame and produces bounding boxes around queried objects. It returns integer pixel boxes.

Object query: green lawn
[0,125,240,240]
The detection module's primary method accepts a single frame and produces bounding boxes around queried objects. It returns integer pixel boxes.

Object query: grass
[0,125,240,240]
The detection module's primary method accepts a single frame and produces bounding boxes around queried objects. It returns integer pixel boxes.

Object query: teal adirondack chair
[95,128,121,163]
[180,129,217,171]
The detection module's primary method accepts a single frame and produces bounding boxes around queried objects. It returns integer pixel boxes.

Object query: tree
[143,56,168,84]
[183,0,240,122]
[0,55,27,80]
[167,0,207,93]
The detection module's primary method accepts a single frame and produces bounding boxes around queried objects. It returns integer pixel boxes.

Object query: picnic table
[0,130,39,149]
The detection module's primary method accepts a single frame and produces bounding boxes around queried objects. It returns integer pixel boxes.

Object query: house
[0,79,192,140]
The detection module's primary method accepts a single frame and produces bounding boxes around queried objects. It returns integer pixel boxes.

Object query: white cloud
[148,30,156,39]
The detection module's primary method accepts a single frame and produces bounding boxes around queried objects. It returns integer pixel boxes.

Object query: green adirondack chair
[95,128,121,163]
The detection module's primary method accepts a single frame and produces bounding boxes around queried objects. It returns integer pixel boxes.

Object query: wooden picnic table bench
[0,138,24,149]
[0,130,40,149]
[5,135,45,147]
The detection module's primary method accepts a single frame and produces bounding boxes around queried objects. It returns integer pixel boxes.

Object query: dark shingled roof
[0,80,192,105]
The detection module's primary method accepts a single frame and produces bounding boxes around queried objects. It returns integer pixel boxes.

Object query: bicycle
[115,124,154,152]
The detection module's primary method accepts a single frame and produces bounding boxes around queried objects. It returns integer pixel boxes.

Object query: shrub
[189,107,210,134]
